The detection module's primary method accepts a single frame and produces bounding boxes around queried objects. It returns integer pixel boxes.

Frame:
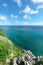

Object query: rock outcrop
[13,50,36,65]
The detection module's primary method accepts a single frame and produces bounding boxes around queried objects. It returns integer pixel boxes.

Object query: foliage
[0,29,6,37]
[0,29,24,63]
[0,40,11,61]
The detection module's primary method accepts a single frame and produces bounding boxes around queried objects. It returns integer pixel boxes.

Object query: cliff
[0,29,24,65]
[0,29,43,65]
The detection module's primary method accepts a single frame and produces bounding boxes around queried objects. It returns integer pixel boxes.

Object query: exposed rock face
[5,50,42,65]
[13,58,18,65]
[6,58,10,63]
[0,31,43,65]
[13,50,36,65]
[24,61,30,65]
[21,50,36,65]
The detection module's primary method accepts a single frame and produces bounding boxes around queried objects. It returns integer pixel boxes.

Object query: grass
[0,29,6,37]
[0,28,24,65]
[0,37,24,60]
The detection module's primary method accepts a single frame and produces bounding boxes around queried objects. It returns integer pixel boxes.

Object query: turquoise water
[0,26,43,56]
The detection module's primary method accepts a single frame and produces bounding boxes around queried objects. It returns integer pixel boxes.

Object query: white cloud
[23,14,31,19]
[0,15,10,25]
[14,0,22,7]
[14,21,29,25]
[20,5,38,14]
[20,6,31,14]
[20,5,38,19]
[23,6,31,14]
[37,4,43,9]
[30,22,43,25]
[0,18,43,25]
[31,0,43,13]
[0,21,11,26]
[31,0,43,3]
[30,10,38,14]
[11,14,18,18]
[0,15,7,21]
[3,3,8,7]
[14,20,43,26]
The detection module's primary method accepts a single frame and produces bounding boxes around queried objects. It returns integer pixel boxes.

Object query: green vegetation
[0,29,24,65]
[0,39,24,61]
[0,29,6,37]
[0,28,43,65]
[39,56,43,61]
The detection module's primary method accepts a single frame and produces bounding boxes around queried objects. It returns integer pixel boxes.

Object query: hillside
[0,29,43,65]
[0,29,24,64]
[0,29,6,37]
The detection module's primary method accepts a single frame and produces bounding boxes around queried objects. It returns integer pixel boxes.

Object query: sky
[0,0,43,25]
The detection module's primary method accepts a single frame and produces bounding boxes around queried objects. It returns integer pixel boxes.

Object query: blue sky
[0,0,43,25]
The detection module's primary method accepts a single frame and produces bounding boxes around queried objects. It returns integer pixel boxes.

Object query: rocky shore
[0,35,43,65]
[5,50,43,65]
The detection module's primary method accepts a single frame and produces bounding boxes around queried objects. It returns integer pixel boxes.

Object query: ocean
[0,26,43,56]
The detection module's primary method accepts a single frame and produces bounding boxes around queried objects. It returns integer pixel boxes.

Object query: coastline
[0,35,43,65]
